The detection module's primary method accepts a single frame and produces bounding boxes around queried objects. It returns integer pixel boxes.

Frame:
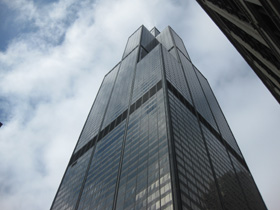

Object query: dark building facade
[196,0,280,104]
[51,26,266,210]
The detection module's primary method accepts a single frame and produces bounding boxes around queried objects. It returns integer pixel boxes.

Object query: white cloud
[0,0,279,209]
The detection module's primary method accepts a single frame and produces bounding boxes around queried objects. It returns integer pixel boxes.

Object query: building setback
[51,26,267,210]
[196,0,280,104]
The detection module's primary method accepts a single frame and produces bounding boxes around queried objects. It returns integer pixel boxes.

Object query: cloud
[0,0,279,209]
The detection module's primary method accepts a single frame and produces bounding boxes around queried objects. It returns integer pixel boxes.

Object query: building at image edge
[196,0,280,104]
[51,25,267,210]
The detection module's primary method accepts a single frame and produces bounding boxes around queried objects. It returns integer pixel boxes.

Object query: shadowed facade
[196,0,280,104]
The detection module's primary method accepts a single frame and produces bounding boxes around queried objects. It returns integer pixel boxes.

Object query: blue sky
[0,0,279,209]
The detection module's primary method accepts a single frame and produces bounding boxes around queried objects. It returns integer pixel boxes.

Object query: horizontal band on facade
[166,80,249,172]
[69,80,163,167]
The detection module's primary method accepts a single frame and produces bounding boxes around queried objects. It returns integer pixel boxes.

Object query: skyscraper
[51,25,266,210]
[196,0,280,104]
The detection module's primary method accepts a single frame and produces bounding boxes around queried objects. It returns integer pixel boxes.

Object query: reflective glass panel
[77,122,126,210]
[196,69,242,157]
[156,27,174,51]
[169,47,178,61]
[141,26,159,53]
[150,27,160,37]
[75,64,119,151]
[178,51,218,132]
[51,148,93,210]
[115,90,173,209]
[170,28,190,60]
[102,47,138,128]
[162,46,193,105]
[230,154,266,210]
[132,44,162,103]
[169,90,222,209]
[123,27,141,58]
[202,125,249,209]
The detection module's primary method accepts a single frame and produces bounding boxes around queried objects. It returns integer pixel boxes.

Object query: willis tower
[51,26,266,210]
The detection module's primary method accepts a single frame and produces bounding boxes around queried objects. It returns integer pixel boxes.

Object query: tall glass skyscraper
[51,26,267,210]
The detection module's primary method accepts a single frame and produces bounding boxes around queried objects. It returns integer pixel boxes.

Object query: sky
[0,0,279,209]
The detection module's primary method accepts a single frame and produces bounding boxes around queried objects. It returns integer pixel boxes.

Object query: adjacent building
[51,25,267,209]
[196,0,280,103]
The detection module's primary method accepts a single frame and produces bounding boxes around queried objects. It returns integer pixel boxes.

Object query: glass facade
[162,46,192,105]
[195,70,242,157]
[123,27,142,58]
[75,64,119,152]
[102,47,138,128]
[52,148,93,210]
[51,25,266,210]
[78,122,126,210]
[169,28,190,60]
[132,44,162,103]
[178,51,219,133]
[156,27,174,51]
[168,90,222,209]
[115,90,173,209]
